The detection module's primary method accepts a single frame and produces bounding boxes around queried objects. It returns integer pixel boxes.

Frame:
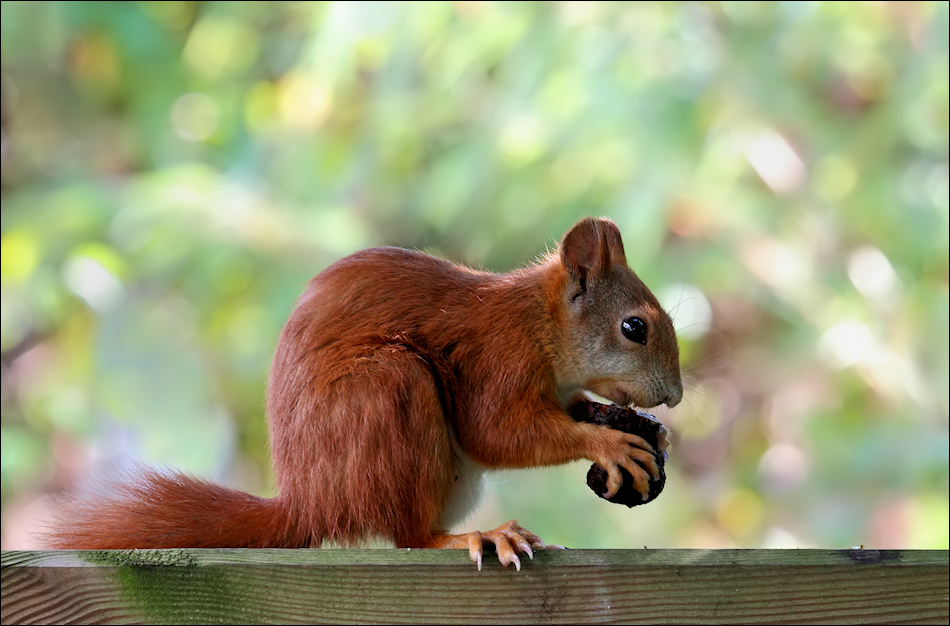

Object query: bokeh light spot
[658,283,713,340]
[747,131,806,194]
[847,246,900,303]
[171,92,221,142]
[0,231,40,283]
[716,487,765,539]
[62,256,123,312]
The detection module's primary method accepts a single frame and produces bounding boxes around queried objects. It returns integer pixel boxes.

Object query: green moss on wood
[81,548,198,568]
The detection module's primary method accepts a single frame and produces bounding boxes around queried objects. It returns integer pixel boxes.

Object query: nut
[569,400,670,507]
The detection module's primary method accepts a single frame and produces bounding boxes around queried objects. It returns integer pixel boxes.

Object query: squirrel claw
[436,520,557,571]
[593,427,658,500]
[429,521,562,570]
[517,542,534,560]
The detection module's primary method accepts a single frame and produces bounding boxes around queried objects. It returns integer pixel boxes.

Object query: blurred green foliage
[1,1,947,550]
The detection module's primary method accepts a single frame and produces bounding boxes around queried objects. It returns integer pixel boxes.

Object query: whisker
[681,347,731,374]
[674,321,713,334]
[667,293,703,322]
[682,383,716,404]
[668,283,687,324]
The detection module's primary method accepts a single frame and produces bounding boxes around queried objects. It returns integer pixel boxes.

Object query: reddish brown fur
[50,469,301,548]
[47,218,682,551]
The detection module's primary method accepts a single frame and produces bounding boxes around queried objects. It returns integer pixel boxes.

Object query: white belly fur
[441,439,488,530]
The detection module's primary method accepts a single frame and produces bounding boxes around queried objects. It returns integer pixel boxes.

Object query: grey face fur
[558,218,682,409]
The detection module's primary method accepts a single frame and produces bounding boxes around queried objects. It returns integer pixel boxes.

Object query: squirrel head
[557,217,683,410]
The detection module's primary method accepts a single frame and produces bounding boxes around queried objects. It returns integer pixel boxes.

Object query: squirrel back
[47,218,682,553]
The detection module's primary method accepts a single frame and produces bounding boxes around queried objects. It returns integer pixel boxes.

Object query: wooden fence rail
[2,549,948,625]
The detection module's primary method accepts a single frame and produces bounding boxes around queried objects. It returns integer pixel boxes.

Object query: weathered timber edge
[2,549,948,625]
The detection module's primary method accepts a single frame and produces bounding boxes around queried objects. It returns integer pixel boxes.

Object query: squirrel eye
[621,317,648,345]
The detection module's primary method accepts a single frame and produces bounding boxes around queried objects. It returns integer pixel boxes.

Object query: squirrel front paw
[587,427,659,500]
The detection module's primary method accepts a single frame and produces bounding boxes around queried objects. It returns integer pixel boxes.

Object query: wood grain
[2,549,947,625]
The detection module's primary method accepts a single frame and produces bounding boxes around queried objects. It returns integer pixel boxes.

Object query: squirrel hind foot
[424,520,564,571]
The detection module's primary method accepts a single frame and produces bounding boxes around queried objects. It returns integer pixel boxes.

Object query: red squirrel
[48,217,683,570]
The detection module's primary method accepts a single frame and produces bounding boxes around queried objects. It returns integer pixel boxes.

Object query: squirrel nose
[664,381,683,408]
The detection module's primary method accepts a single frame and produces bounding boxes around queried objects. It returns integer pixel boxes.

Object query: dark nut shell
[569,400,669,507]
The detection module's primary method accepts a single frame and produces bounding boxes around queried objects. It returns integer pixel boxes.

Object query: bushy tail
[47,468,303,549]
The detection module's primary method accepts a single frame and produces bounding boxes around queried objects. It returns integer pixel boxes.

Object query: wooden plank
[2,549,947,625]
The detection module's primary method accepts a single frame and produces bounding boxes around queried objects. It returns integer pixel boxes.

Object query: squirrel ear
[560,218,627,284]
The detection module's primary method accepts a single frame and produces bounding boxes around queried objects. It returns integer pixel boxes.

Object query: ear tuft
[560,217,627,284]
